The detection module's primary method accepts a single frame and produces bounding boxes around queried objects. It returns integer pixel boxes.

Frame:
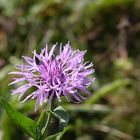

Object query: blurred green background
[0,0,140,139]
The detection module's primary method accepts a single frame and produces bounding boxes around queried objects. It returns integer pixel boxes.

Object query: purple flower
[9,42,95,111]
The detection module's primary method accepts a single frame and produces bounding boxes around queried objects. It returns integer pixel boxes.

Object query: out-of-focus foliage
[0,0,140,139]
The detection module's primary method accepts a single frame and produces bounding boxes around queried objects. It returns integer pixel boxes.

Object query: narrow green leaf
[46,126,72,140]
[56,126,72,140]
[64,104,112,114]
[36,126,41,140]
[36,111,47,140]
[86,79,130,104]
[50,106,69,132]
[0,98,36,138]
[46,133,60,140]
[40,102,53,140]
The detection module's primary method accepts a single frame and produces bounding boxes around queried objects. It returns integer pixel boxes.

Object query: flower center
[38,59,66,87]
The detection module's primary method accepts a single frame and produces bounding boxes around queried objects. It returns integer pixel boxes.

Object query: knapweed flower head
[9,42,95,111]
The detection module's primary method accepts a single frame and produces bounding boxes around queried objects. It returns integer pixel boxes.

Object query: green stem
[40,101,54,140]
